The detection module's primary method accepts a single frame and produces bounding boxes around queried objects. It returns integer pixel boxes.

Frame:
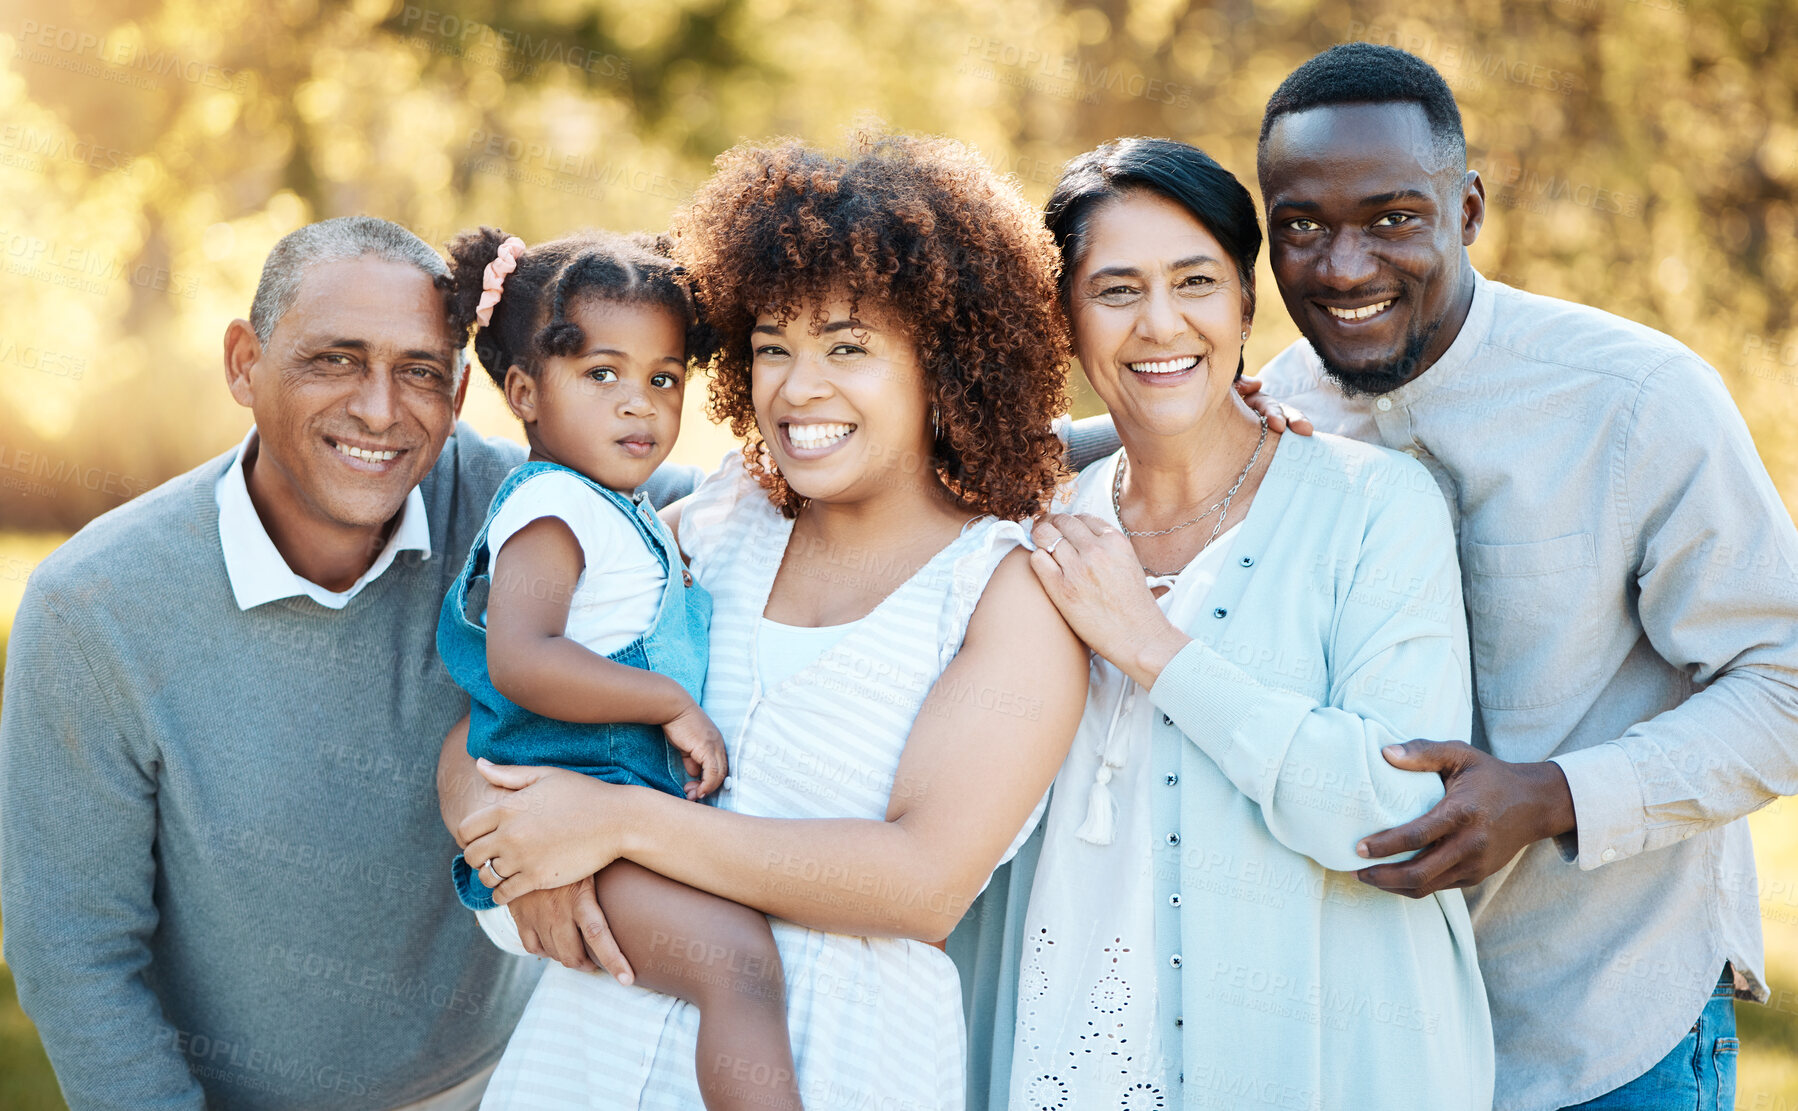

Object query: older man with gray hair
[0,216,692,1110]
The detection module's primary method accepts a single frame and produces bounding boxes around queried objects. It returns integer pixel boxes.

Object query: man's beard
[1317,318,1441,399]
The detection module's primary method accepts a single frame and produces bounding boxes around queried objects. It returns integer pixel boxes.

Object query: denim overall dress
[437,460,713,910]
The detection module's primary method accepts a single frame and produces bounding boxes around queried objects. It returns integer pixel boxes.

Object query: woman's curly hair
[445,226,711,388]
[669,132,1070,521]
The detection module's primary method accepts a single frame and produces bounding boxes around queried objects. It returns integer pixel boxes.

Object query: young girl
[436,227,804,1111]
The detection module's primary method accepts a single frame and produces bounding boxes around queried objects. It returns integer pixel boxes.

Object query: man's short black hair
[1259,44,1466,171]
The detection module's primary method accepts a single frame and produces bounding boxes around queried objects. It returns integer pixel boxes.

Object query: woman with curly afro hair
[682,131,1073,522]
[446,132,1090,1110]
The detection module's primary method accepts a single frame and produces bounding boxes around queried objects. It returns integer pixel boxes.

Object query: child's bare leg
[596,860,803,1111]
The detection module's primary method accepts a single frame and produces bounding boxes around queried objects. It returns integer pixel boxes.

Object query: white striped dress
[478,456,1037,1110]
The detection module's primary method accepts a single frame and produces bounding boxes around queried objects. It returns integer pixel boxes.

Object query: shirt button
[1166,832,1181,846]
[1165,773,1179,787]
[1161,714,1173,727]
[1174,1016,1183,1027]
[1601,848,1618,863]
[722,775,736,791]
[1169,893,1182,907]
[1170,954,1182,969]
[1238,555,1254,567]
[1212,607,1227,619]
[1375,396,1393,411]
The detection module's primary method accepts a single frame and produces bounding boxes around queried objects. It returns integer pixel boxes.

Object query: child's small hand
[664,702,728,799]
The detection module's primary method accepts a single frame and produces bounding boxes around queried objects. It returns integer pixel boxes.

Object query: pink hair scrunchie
[473,236,527,327]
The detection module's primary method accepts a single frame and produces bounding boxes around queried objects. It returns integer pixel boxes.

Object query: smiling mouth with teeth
[1127,355,1201,375]
[1325,300,1394,322]
[331,440,401,464]
[785,421,857,450]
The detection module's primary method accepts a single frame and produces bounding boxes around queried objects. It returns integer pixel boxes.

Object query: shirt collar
[214,427,432,611]
[1382,268,1497,406]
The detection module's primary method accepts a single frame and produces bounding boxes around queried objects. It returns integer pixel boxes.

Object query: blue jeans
[1561,967,1738,1110]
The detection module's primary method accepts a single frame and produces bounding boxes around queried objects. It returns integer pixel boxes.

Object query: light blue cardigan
[950,429,1494,1110]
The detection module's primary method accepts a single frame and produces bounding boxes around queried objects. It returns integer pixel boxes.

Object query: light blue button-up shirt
[971,432,1492,1111]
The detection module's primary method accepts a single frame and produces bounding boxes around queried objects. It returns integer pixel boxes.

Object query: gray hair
[249,216,461,373]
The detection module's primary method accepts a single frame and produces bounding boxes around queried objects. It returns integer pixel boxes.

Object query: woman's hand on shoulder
[1030,513,1192,688]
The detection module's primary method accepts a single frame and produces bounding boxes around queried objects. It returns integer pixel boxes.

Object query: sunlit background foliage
[0,0,1795,1106]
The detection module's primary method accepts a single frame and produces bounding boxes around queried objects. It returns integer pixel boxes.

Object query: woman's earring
[1241,331,1248,343]
[932,406,940,441]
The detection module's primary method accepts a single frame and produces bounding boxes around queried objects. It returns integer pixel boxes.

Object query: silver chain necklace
[1113,412,1268,560]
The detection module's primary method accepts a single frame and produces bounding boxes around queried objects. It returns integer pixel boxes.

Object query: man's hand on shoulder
[1236,377,1314,435]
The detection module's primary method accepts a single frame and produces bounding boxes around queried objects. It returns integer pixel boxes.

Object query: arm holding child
[439,716,630,979]
[454,551,1087,943]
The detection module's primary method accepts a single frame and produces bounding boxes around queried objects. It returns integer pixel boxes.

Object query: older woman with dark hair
[1000,138,1494,1109]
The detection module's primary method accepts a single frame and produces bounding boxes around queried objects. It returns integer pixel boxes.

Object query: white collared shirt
[214,427,431,611]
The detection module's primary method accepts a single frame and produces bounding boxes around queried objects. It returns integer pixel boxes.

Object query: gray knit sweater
[0,424,700,1111]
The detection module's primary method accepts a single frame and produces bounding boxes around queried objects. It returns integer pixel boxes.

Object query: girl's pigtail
[447,226,516,385]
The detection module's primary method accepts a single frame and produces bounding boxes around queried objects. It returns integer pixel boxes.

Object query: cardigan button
[1161,714,1173,727]
[1169,954,1182,969]
[1165,773,1178,787]
[1212,607,1227,619]
[1239,555,1254,567]
[1169,893,1182,908]
[1165,832,1180,846]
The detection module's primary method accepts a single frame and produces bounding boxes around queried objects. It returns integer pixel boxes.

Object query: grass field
[2,526,1797,1109]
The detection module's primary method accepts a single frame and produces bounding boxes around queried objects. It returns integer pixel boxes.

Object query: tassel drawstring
[1075,681,1136,845]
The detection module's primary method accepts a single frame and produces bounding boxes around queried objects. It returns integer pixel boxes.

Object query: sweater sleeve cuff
[1549,743,1648,870]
